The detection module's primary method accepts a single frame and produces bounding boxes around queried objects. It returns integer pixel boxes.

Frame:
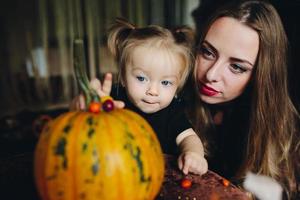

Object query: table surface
[156,154,250,200]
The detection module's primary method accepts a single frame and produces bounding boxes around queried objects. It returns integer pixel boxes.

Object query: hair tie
[132,25,136,30]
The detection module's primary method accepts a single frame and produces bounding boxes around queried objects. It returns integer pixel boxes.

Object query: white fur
[243,172,283,200]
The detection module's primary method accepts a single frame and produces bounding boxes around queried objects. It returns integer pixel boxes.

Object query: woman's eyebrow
[202,41,218,54]
[204,40,254,67]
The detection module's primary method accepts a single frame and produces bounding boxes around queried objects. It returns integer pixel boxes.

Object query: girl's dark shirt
[111,84,192,155]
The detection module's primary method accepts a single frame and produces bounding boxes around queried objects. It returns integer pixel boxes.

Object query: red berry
[181,178,192,189]
[89,102,101,113]
[102,99,114,112]
[222,178,230,187]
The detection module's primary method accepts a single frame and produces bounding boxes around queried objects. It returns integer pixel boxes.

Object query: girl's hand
[177,151,208,175]
[69,73,125,110]
[70,93,86,111]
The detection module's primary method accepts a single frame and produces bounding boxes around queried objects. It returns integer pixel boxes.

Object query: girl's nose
[146,83,159,96]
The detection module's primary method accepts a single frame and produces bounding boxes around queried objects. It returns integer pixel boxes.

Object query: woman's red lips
[200,84,219,96]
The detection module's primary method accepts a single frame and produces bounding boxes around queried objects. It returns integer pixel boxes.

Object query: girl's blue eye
[161,80,172,86]
[136,76,145,82]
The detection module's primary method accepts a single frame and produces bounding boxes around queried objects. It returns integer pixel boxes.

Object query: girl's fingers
[69,94,86,111]
[177,156,183,171]
[90,74,112,97]
[79,94,86,110]
[102,73,112,95]
[90,78,101,90]
[113,100,125,109]
[71,73,116,111]
[182,161,190,175]
[178,154,191,174]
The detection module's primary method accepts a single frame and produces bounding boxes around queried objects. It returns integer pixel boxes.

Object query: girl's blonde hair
[107,17,195,92]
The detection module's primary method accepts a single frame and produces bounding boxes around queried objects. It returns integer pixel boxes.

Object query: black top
[111,85,192,155]
[205,91,251,181]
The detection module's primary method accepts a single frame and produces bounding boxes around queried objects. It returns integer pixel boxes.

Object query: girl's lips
[200,84,219,96]
[142,100,157,104]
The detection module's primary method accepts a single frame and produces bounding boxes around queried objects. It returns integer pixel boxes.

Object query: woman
[187,0,300,198]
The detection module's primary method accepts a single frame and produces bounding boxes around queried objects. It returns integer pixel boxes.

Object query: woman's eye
[200,46,215,59]
[161,80,172,86]
[230,64,247,74]
[136,76,145,82]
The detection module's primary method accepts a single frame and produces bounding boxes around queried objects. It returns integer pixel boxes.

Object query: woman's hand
[69,73,125,111]
[178,151,208,175]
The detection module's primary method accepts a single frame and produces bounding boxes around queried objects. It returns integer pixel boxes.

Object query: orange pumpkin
[34,39,164,200]
[34,108,165,200]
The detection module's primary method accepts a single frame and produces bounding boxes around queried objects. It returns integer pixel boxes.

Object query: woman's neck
[205,100,238,125]
[213,111,224,125]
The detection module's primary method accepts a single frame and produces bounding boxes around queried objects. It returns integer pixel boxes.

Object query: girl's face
[124,46,181,113]
[195,17,259,104]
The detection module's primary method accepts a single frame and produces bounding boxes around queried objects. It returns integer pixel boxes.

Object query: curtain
[0,0,199,117]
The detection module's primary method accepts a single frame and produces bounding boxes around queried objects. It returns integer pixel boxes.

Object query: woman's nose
[205,60,223,82]
[146,83,159,96]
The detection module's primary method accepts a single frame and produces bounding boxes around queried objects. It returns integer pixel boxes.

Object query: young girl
[71,18,208,175]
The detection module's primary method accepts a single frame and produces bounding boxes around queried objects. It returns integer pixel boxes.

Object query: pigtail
[172,26,196,48]
[107,17,136,62]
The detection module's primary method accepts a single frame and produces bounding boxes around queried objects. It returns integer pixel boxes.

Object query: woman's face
[195,17,259,104]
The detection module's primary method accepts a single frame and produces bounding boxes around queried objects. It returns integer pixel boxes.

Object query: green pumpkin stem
[73,39,100,107]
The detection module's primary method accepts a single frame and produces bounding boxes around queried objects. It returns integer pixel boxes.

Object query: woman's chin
[199,94,223,105]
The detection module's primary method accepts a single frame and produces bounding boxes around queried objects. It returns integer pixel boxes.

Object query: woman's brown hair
[190,0,299,198]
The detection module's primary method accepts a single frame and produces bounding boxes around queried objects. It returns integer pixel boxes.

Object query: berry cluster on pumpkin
[89,96,114,113]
